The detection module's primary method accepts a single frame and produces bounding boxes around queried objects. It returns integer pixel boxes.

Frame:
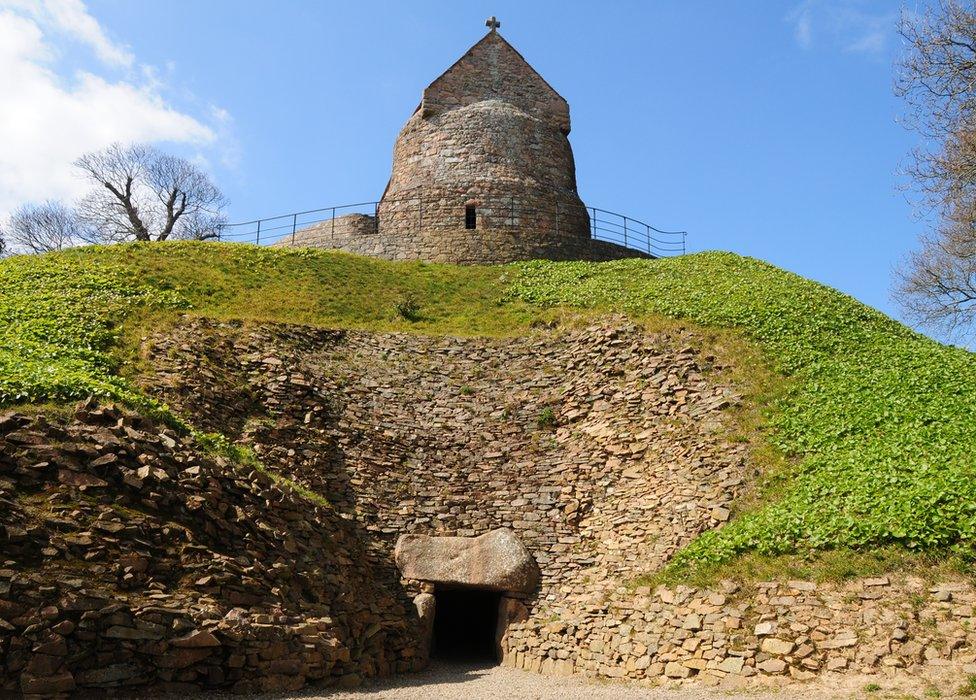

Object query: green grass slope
[2,242,974,575]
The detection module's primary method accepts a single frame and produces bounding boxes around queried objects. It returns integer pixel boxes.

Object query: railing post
[374,201,379,234]
[623,216,628,249]
[683,232,687,256]
[591,207,596,238]
[647,225,651,255]
[332,208,336,239]
[256,220,261,246]
[292,213,297,245]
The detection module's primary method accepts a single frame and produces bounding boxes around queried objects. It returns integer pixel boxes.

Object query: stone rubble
[0,402,424,695]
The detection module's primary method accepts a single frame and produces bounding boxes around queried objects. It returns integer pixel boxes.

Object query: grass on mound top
[2,241,975,576]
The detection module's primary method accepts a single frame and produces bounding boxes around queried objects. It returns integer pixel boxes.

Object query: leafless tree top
[897,1,976,141]
[4,201,96,255]
[75,143,227,242]
[895,1,976,340]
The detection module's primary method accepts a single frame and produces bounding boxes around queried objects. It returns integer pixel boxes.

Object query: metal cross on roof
[485,16,501,32]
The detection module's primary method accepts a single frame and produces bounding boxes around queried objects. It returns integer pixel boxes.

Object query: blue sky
[0,1,938,327]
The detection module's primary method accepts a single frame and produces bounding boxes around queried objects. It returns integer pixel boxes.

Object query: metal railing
[215,194,687,258]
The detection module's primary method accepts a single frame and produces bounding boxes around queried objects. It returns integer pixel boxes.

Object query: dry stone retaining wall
[504,577,976,689]
[139,318,976,690]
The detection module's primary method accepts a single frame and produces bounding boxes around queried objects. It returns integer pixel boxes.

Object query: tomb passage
[431,588,501,662]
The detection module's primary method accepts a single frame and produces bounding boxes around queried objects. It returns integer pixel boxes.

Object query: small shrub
[863,683,881,693]
[537,406,557,430]
[394,293,421,321]
[460,385,474,396]
[959,675,976,696]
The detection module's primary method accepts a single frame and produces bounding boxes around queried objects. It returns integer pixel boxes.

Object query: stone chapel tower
[280,19,641,263]
[373,18,636,263]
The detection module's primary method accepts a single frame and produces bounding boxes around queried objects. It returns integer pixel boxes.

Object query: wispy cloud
[0,0,233,217]
[787,0,899,57]
[1,0,133,67]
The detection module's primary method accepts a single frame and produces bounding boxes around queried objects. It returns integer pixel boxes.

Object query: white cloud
[1,0,132,67]
[0,2,228,217]
[787,0,898,57]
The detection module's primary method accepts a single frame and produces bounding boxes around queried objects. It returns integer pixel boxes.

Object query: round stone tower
[282,19,644,264]
[375,21,618,264]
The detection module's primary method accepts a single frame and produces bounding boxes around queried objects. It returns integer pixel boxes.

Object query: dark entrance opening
[464,205,477,229]
[431,587,500,662]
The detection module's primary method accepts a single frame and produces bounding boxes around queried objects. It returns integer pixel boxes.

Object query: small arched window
[465,205,477,230]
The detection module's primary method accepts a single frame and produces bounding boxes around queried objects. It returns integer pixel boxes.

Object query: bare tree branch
[73,143,227,243]
[75,143,152,241]
[895,1,976,340]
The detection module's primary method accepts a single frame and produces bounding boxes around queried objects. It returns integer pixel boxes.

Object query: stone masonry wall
[504,577,976,690]
[134,317,976,691]
[420,31,570,134]
[279,216,644,264]
[142,318,747,608]
[378,100,591,256]
[271,213,377,249]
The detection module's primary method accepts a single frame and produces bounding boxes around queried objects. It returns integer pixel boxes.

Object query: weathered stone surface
[761,638,795,656]
[395,529,538,592]
[172,629,221,648]
[413,593,436,661]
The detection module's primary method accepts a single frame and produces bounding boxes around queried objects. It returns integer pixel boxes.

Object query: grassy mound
[509,255,976,571]
[2,241,974,574]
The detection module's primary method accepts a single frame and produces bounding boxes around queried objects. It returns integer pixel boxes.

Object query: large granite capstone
[394,528,539,592]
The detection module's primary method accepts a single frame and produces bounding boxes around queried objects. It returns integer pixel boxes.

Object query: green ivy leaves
[0,253,187,408]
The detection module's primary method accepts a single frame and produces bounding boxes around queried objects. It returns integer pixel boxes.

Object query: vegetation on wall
[2,242,974,574]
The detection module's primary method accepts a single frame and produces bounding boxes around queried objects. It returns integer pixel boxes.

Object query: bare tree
[894,205,976,335]
[895,1,976,338]
[75,143,227,242]
[4,201,96,254]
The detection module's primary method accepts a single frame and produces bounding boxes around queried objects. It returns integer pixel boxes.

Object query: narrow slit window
[465,205,477,230]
